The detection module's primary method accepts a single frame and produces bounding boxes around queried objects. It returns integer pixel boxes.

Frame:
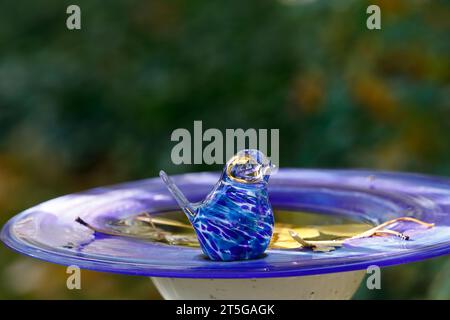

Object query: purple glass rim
[2,168,450,279]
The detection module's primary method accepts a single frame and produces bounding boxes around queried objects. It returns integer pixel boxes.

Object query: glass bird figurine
[160,149,275,261]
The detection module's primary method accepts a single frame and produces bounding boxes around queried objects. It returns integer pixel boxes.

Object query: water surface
[106,210,374,249]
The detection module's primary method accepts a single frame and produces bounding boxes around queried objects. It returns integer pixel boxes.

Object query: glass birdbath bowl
[2,169,450,299]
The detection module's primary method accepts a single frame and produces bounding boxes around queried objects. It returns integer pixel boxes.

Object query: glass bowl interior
[2,169,450,278]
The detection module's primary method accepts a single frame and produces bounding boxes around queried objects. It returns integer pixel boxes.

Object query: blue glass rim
[2,168,450,279]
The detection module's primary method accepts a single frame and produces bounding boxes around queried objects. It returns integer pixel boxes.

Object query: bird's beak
[263,163,277,176]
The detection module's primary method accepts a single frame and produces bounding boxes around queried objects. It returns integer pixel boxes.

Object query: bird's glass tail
[159,170,197,220]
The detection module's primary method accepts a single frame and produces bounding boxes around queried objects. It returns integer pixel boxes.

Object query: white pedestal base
[151,270,365,300]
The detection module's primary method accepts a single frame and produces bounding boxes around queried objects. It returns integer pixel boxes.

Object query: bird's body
[160,149,275,261]
[192,175,273,261]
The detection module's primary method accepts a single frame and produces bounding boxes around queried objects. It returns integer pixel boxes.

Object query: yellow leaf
[316,224,372,237]
[270,226,321,249]
[271,241,301,249]
[273,227,320,239]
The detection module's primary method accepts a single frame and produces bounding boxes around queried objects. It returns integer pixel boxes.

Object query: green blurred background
[1,0,449,299]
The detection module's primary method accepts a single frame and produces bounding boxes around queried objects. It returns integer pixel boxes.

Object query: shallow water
[106,210,374,249]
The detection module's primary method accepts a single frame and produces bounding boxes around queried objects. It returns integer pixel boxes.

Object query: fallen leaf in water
[274,227,320,239]
[316,224,372,237]
[288,230,343,252]
[270,241,301,249]
[312,246,337,252]
[136,215,193,229]
[165,233,198,246]
[270,226,320,248]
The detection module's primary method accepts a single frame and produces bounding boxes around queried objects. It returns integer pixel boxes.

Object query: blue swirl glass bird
[160,149,275,261]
